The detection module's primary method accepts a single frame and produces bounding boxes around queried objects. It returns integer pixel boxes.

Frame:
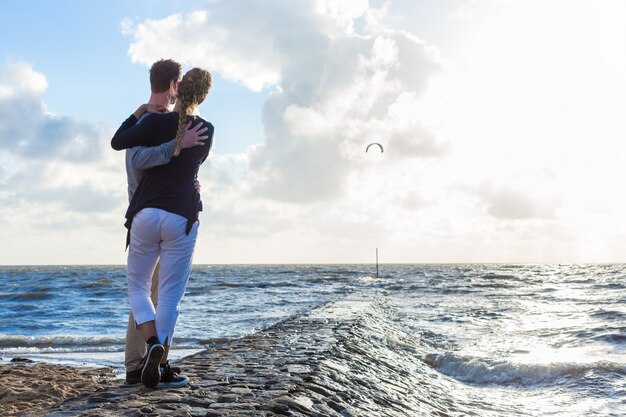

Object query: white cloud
[125,8,284,92]
[7,0,626,264]
[125,0,446,206]
[0,59,103,161]
[0,59,47,96]
[0,59,129,265]
[478,183,560,220]
[313,0,370,35]
[120,0,626,263]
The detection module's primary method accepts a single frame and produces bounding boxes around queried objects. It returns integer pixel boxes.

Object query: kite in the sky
[366,143,384,153]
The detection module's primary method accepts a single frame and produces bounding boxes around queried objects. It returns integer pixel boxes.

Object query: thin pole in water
[376,248,379,278]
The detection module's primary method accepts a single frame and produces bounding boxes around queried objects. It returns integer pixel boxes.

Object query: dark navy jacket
[111,112,214,243]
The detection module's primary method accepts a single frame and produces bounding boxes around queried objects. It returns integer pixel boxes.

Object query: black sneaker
[125,368,142,385]
[156,361,189,389]
[126,364,182,384]
[141,341,165,388]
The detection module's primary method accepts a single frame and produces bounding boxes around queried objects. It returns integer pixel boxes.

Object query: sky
[1,0,626,265]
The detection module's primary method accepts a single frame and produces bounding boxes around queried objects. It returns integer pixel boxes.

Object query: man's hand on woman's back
[180,121,210,149]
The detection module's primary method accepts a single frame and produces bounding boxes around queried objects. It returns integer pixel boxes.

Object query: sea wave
[482,273,523,281]
[77,277,115,289]
[570,326,626,344]
[593,283,626,290]
[422,352,626,386]
[0,291,54,301]
[0,346,124,354]
[210,280,300,289]
[589,309,626,321]
[0,334,124,348]
[0,333,224,354]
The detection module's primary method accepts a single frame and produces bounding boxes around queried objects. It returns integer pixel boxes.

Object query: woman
[111,68,213,388]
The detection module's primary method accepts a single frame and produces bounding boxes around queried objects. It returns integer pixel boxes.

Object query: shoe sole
[141,344,165,388]
[155,374,190,389]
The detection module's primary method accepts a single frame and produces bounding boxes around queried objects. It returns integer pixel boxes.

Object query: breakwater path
[32,298,442,417]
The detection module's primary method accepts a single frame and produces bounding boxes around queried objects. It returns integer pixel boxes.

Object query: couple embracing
[110,59,213,389]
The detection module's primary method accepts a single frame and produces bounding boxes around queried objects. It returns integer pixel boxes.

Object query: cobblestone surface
[28,299,429,417]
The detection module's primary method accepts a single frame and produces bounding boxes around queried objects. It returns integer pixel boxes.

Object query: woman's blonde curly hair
[174,68,212,156]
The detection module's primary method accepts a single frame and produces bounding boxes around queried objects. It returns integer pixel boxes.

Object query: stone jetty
[19,299,443,417]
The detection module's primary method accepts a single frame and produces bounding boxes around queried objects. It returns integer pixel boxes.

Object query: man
[123,59,208,386]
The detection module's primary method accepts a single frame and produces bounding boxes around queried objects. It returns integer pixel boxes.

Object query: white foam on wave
[359,275,377,285]
[0,333,124,348]
[0,347,204,370]
[0,346,123,354]
[0,333,207,348]
[422,352,626,386]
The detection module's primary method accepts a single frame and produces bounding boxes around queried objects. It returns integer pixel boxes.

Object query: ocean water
[1,264,625,416]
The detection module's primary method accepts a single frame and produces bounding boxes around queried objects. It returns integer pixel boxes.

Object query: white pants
[127,207,198,346]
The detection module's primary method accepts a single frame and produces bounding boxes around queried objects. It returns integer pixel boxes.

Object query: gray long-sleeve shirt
[125,140,176,202]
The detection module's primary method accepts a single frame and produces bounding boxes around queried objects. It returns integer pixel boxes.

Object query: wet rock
[285,365,311,374]
[10,356,34,363]
[208,402,259,410]
[215,393,240,403]
[263,400,290,414]
[274,395,314,413]
[304,383,333,397]
[327,399,346,413]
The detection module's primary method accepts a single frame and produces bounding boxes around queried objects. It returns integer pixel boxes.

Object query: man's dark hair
[149,59,182,93]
